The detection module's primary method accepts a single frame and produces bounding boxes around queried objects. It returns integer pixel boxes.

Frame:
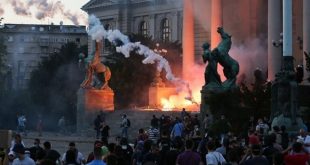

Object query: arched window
[139,21,148,37]
[161,18,170,42]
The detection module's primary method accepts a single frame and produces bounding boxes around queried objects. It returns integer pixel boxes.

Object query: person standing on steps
[121,114,130,139]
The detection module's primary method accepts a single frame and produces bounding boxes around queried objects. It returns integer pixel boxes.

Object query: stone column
[171,11,179,41]
[182,0,195,80]
[282,0,294,71]
[283,0,293,57]
[149,15,155,38]
[211,0,223,49]
[268,0,282,80]
[303,0,310,81]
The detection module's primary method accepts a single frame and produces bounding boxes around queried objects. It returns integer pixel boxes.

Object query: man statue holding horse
[79,42,111,90]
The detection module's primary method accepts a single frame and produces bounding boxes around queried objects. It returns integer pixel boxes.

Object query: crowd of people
[2,109,310,165]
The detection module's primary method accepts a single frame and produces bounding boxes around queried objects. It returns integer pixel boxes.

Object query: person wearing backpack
[121,114,129,139]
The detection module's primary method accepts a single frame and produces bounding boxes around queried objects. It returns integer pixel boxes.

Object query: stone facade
[1,24,87,89]
[82,0,305,79]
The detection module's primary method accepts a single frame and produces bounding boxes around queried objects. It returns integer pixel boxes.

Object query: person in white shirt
[206,141,226,165]
[10,134,25,152]
[297,128,310,153]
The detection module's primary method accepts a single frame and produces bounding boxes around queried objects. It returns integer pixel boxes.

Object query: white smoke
[4,0,86,25]
[11,0,31,16]
[230,38,268,83]
[88,15,192,98]
[0,4,4,16]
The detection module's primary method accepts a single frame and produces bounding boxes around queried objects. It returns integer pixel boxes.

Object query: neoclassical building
[82,0,309,81]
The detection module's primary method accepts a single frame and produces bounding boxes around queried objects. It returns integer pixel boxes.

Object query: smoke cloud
[0,5,4,16]
[11,0,31,16]
[4,0,86,25]
[230,38,268,83]
[88,15,192,98]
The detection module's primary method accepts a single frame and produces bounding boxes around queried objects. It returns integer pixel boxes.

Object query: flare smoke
[88,15,193,98]
[4,0,85,25]
[0,8,3,16]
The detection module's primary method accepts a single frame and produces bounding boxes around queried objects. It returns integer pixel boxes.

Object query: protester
[12,144,35,165]
[87,147,106,165]
[61,142,86,165]
[176,139,203,165]
[120,114,129,139]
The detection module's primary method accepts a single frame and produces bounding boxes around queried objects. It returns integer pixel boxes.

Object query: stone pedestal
[77,88,114,131]
[148,87,177,107]
[200,89,212,120]
[271,57,303,133]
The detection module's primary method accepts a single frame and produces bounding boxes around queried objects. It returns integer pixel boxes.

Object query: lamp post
[272,33,283,70]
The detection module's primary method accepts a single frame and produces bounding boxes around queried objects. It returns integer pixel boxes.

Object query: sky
[0,0,90,25]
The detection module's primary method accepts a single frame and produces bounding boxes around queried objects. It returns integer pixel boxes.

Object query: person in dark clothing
[240,144,269,165]
[151,115,159,128]
[101,122,110,143]
[176,139,202,165]
[158,130,170,154]
[280,125,289,149]
[262,134,280,165]
[163,138,183,165]
[94,115,102,139]
[43,141,61,164]
[28,138,44,161]
[192,114,201,128]
[142,144,161,164]
[64,149,79,165]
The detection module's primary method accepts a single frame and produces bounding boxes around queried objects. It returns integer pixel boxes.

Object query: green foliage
[28,42,87,125]
[105,34,182,108]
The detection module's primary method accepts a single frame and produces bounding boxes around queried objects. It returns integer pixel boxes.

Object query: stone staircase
[79,109,199,142]
[104,109,183,141]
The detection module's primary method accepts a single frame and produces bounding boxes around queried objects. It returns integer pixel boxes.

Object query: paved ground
[22,131,102,157]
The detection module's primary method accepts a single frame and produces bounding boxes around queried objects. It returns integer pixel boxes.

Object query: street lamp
[272,33,284,70]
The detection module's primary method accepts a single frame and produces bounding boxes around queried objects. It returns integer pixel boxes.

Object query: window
[161,18,170,42]
[139,21,148,37]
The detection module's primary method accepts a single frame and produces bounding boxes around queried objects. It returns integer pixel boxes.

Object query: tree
[28,42,87,129]
[105,34,182,108]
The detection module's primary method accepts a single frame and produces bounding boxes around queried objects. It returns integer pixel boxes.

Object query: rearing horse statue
[80,42,111,90]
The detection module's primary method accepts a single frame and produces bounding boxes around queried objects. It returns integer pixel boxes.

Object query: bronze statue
[80,42,111,90]
[215,27,239,88]
[202,42,222,89]
[202,27,239,91]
